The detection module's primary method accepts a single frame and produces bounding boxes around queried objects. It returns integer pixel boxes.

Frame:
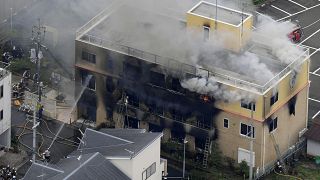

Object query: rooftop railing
[78,33,309,94]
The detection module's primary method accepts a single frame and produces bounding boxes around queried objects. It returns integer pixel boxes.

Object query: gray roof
[23,163,63,180]
[23,152,130,180]
[71,128,162,158]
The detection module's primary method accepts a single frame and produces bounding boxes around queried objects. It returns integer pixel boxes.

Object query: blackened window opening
[150,71,165,87]
[124,63,141,80]
[288,96,297,115]
[82,51,96,64]
[126,91,139,107]
[241,100,256,111]
[106,76,115,93]
[270,92,279,106]
[240,123,255,138]
[268,117,278,132]
[80,70,96,90]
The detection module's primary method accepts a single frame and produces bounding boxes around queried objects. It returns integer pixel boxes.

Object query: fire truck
[288,22,303,43]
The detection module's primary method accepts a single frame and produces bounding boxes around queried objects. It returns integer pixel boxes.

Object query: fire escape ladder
[270,133,287,174]
[116,93,126,127]
[202,136,211,169]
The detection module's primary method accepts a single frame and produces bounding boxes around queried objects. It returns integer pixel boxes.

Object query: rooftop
[23,152,130,180]
[70,128,162,158]
[189,1,251,26]
[76,1,309,94]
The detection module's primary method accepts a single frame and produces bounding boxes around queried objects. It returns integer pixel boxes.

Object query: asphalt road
[11,106,79,178]
[257,0,320,122]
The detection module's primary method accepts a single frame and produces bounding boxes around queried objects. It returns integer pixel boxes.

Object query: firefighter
[38,105,44,121]
[43,149,51,162]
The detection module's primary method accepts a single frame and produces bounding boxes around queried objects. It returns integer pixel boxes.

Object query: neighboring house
[71,128,165,180]
[23,152,130,180]
[75,0,309,173]
[23,128,165,180]
[305,118,320,156]
[0,68,11,148]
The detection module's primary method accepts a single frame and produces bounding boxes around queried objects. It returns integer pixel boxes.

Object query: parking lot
[258,0,320,121]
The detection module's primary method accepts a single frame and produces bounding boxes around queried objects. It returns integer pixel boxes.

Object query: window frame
[0,110,3,120]
[241,100,256,111]
[223,118,229,128]
[142,162,156,180]
[240,122,255,138]
[0,85,3,98]
[203,25,210,41]
[268,117,278,133]
[81,50,96,64]
[80,71,96,91]
[270,92,279,106]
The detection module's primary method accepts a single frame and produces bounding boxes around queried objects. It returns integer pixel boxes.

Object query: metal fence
[78,33,309,94]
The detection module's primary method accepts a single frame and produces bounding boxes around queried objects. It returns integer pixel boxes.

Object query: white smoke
[181,77,256,103]
[92,0,302,102]
[253,15,304,64]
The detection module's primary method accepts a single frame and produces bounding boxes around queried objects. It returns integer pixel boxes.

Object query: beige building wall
[215,84,308,170]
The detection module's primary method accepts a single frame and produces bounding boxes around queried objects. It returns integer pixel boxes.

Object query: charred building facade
[74,1,309,174]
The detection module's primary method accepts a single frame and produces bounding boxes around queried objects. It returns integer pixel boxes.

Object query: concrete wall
[0,72,11,147]
[307,140,320,156]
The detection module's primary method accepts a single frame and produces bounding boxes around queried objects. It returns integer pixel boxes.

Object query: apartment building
[0,68,11,148]
[74,1,309,173]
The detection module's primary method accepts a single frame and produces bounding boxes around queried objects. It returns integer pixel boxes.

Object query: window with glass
[142,162,156,180]
[223,118,229,128]
[240,123,255,138]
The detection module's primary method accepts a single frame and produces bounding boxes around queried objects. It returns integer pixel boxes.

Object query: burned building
[74,1,309,174]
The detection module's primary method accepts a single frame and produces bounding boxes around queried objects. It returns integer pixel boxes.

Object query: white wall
[110,158,133,178]
[0,71,11,147]
[110,136,162,180]
[307,140,320,156]
[132,138,162,180]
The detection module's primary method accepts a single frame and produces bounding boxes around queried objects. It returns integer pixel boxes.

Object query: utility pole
[182,138,188,179]
[31,19,46,162]
[10,8,12,31]
[215,0,218,30]
[10,7,12,46]
[249,103,254,180]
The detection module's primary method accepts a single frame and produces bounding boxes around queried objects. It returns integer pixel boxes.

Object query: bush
[238,160,249,178]
[253,0,266,5]
[224,157,236,170]
[208,142,223,168]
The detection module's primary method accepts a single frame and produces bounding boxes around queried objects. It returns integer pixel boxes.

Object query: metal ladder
[270,133,287,174]
[116,93,126,128]
[202,137,211,168]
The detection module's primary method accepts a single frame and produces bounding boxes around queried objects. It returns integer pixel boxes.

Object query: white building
[305,119,320,156]
[0,68,11,148]
[72,128,165,180]
[23,128,166,180]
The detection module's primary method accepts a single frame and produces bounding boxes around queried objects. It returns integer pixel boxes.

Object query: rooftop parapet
[77,33,309,94]
[75,2,309,95]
